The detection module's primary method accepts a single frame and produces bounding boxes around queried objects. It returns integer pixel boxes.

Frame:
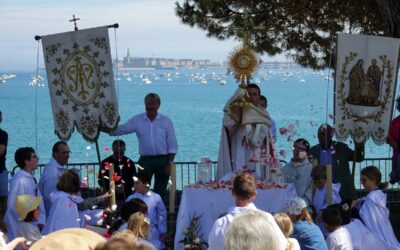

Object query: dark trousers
[138,155,169,202]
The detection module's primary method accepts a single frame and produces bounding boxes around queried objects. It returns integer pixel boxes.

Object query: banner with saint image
[41,26,119,142]
[334,34,400,144]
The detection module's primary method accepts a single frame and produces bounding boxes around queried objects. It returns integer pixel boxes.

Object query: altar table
[174,184,297,250]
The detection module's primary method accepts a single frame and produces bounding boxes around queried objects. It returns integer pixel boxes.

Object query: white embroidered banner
[334,34,400,144]
[42,26,119,142]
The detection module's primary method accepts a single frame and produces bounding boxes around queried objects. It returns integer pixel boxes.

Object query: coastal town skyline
[0,0,285,70]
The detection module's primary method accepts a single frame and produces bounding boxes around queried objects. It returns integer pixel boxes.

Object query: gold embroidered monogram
[42,26,119,142]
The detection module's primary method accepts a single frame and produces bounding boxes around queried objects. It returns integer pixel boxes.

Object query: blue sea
[0,66,395,171]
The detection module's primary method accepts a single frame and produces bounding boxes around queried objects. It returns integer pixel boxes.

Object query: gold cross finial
[69,15,80,31]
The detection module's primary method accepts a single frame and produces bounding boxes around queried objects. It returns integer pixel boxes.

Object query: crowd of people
[0,93,175,250]
[0,87,399,250]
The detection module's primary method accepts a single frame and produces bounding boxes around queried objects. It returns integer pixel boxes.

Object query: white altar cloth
[174,184,297,250]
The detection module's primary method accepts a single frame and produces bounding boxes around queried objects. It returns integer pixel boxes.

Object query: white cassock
[343,218,391,250]
[281,160,313,205]
[217,88,272,180]
[126,191,167,250]
[38,158,65,218]
[41,191,82,235]
[359,189,400,249]
[4,170,46,240]
[313,183,342,213]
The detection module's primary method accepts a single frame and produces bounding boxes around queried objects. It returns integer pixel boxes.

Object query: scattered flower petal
[104,162,110,170]
[112,173,121,181]
[279,127,288,135]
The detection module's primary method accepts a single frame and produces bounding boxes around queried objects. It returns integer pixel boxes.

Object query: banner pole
[351,147,357,185]
[34,23,119,40]
[96,140,107,197]
[169,164,176,214]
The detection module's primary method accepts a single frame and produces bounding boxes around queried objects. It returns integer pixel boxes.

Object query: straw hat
[30,228,106,250]
[15,195,42,221]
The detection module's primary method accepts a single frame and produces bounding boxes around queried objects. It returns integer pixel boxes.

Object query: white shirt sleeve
[110,116,137,136]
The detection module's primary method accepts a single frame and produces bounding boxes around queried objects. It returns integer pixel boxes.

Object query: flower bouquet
[179,213,208,250]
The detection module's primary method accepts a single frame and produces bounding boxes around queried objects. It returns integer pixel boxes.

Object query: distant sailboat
[143,78,152,85]
[29,75,45,87]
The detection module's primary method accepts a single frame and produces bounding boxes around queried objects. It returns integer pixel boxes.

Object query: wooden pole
[94,140,105,198]
[108,163,116,208]
[326,164,333,205]
[169,164,176,214]
[351,147,358,185]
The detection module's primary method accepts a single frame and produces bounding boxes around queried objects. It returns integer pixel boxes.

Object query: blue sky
[0,0,284,70]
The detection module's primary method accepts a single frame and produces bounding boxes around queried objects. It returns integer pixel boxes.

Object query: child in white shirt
[311,165,342,236]
[311,165,342,214]
[15,195,42,249]
[126,172,167,250]
[322,205,353,250]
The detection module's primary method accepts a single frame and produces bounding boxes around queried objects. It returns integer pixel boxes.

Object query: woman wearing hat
[15,195,42,248]
[285,196,327,250]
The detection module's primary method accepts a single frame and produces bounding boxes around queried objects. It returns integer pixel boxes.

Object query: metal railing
[11,158,400,191]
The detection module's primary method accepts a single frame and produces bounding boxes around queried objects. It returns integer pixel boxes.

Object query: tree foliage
[175,0,399,69]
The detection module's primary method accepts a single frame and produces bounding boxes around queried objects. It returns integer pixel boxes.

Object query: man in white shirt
[4,147,46,240]
[208,173,287,250]
[38,141,70,217]
[110,93,178,201]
